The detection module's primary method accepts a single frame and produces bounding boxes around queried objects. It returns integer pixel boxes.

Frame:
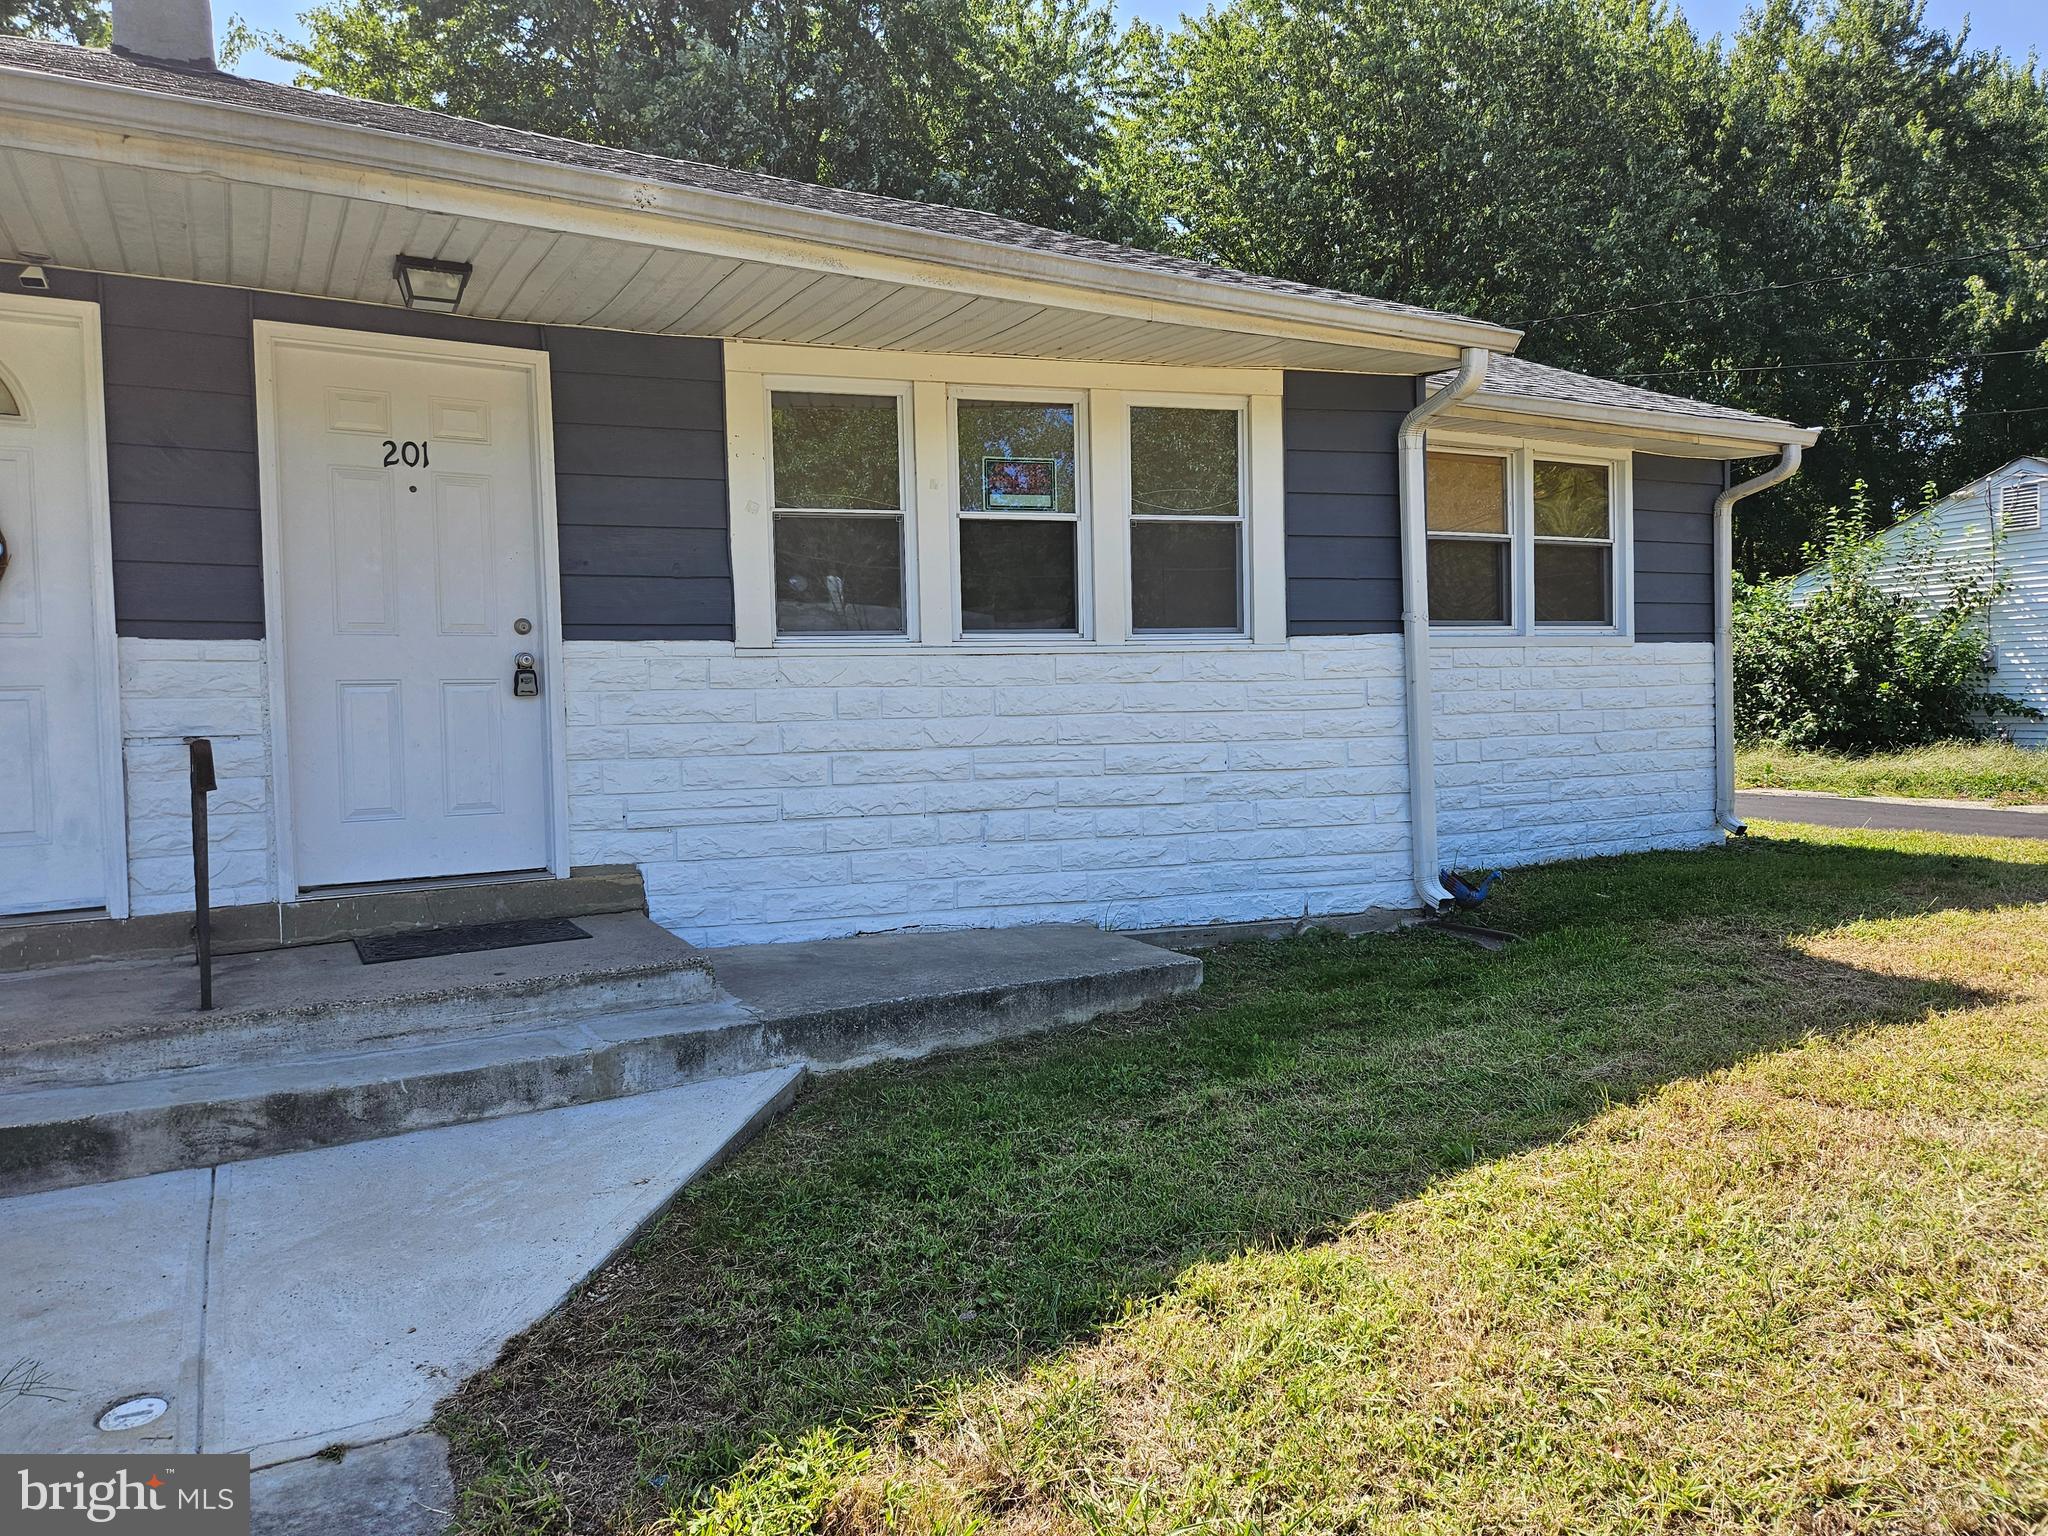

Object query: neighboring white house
[1792,456,2048,747]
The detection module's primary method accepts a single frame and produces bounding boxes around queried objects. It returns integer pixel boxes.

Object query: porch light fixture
[393,255,472,313]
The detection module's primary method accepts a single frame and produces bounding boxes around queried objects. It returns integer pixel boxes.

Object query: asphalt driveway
[1736,788,2048,839]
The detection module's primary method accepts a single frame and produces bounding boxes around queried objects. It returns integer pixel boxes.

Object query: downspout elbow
[1399,346,1491,910]
[1713,440,1808,836]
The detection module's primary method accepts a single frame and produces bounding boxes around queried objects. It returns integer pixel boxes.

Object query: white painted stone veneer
[1433,640,1718,871]
[119,638,276,915]
[104,634,1718,942]
[563,638,1416,946]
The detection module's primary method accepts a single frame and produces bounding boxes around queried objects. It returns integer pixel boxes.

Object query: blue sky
[220,0,2043,82]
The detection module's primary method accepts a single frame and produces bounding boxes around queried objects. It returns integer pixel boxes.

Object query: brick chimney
[111,0,217,72]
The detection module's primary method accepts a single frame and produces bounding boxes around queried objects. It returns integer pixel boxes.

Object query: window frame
[1422,445,1515,630]
[725,344,1287,651]
[1424,431,1633,641]
[947,383,1093,643]
[762,374,918,643]
[1124,391,1251,639]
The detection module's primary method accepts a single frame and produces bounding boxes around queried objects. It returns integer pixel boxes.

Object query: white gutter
[1399,346,1490,910]
[1713,442,1807,834]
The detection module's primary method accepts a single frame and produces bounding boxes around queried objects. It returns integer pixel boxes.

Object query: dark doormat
[354,917,592,965]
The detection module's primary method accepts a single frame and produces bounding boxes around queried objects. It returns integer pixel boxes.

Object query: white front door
[0,299,119,917]
[265,328,556,890]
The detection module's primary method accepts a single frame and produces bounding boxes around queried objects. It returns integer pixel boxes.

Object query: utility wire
[1823,404,2048,432]
[1619,346,2046,380]
[1523,239,2048,329]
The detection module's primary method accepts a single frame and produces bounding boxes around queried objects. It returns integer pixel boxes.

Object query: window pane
[1426,452,1507,534]
[958,400,1077,514]
[1534,460,1610,539]
[1535,542,1612,625]
[1428,538,1509,624]
[1131,406,1239,516]
[771,392,900,511]
[1133,521,1240,631]
[960,520,1077,631]
[774,513,905,633]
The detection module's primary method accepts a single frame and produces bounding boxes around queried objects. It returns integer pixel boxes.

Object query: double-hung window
[1425,451,1512,625]
[1426,444,1625,632]
[769,388,910,636]
[1532,459,1614,625]
[1129,402,1246,633]
[955,394,1083,634]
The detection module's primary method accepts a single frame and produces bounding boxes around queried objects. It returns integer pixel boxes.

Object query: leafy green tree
[1110,0,2048,575]
[3,0,108,43]
[1733,491,2035,750]
[254,0,1146,238]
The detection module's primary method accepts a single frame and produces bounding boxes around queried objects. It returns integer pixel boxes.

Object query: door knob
[513,652,539,697]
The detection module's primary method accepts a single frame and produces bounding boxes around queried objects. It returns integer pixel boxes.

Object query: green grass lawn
[441,824,2048,1535]
[1738,741,2048,804]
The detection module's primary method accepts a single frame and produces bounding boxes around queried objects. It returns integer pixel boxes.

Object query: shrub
[1733,493,2037,753]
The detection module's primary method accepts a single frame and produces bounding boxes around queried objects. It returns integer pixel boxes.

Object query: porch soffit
[0,131,1459,376]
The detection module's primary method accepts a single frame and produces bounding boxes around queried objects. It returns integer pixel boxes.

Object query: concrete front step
[0,924,1202,1197]
[0,912,714,1088]
[0,998,769,1197]
[712,923,1206,1067]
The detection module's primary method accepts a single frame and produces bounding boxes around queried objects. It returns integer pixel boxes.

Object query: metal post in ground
[187,736,217,1011]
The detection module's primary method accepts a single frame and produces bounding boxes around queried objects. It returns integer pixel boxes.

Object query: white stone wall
[563,638,1415,946]
[118,638,276,915]
[1432,640,1718,871]
[100,633,1719,942]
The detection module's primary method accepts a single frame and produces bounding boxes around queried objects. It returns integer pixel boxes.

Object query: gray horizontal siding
[3,267,730,641]
[1633,455,1723,643]
[101,275,263,639]
[1283,371,1410,635]
[545,331,730,641]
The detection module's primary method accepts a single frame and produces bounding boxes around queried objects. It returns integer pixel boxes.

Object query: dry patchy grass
[442,824,2048,1536]
[1738,742,2048,804]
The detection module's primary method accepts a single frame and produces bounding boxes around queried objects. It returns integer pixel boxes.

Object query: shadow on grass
[438,831,2046,1533]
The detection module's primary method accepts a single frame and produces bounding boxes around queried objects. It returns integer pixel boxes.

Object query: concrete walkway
[1737,788,2048,840]
[1,1068,799,1531]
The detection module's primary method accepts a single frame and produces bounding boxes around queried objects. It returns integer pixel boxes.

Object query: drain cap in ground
[97,1396,169,1432]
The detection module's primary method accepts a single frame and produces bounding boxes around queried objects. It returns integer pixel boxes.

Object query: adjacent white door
[0,298,121,918]
[263,327,558,891]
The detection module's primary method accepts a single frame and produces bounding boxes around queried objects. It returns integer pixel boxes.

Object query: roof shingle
[1429,354,1802,431]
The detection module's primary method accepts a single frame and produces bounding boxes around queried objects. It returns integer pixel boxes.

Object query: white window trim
[1125,391,1252,639]
[1425,428,1634,642]
[760,375,917,642]
[725,342,1286,649]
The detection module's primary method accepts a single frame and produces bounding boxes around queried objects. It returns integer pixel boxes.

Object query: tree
[2,0,108,43]
[257,0,1147,239]
[1110,0,2048,575]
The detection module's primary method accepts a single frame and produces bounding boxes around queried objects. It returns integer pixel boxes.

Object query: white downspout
[1399,346,1490,910]
[1713,442,1805,835]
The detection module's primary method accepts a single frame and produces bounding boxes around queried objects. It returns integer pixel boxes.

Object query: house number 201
[382,439,430,467]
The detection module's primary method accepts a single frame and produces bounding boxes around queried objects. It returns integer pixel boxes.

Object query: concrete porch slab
[0,1067,799,1495]
[0,911,713,1085]
[707,923,1203,1068]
